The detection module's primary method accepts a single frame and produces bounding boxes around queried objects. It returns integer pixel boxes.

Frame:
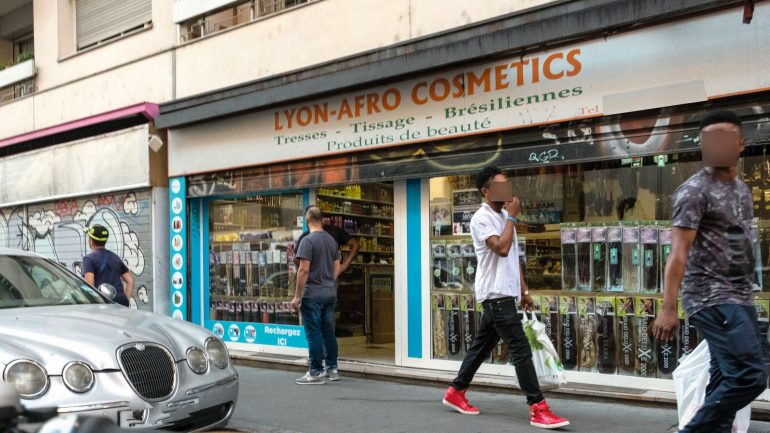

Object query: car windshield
[0,255,108,309]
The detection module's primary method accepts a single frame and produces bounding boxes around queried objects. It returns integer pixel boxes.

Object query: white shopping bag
[673,340,751,433]
[522,312,567,387]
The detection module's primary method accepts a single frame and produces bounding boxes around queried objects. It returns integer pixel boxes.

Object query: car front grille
[118,343,176,401]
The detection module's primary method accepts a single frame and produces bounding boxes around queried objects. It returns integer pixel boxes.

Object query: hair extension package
[641,223,660,293]
[432,241,447,290]
[461,240,477,291]
[622,223,642,293]
[656,298,677,379]
[432,293,448,358]
[592,225,608,292]
[461,294,477,353]
[607,225,624,291]
[447,243,463,290]
[617,297,636,375]
[561,225,578,290]
[659,224,672,292]
[596,296,618,374]
[578,296,598,372]
[560,296,578,370]
[635,297,657,378]
[576,225,593,291]
[540,295,560,349]
[446,294,463,360]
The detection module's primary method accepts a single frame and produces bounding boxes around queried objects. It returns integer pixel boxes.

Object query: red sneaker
[442,386,480,415]
[530,400,570,429]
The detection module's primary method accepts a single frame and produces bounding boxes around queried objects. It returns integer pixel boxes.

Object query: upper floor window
[76,0,152,50]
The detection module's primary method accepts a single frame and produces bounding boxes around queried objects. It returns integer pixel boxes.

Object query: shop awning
[0,102,158,155]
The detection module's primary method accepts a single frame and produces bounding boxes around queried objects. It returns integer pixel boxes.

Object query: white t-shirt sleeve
[471,213,500,243]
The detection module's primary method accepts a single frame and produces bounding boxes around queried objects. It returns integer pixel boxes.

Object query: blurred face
[480,173,512,205]
[699,122,744,169]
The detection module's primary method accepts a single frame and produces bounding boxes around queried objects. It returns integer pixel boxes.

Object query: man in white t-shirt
[441,166,569,430]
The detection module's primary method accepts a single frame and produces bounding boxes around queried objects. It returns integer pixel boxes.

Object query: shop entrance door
[315,182,396,364]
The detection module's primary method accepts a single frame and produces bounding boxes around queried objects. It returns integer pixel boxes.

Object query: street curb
[230,351,770,421]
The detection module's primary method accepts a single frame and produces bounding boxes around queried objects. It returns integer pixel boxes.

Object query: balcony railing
[0,59,36,103]
[179,0,317,42]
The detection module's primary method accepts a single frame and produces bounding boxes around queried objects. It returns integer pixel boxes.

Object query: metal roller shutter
[19,190,156,312]
[76,0,152,49]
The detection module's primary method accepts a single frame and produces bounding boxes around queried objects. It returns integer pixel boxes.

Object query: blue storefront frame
[187,189,310,349]
[181,180,428,360]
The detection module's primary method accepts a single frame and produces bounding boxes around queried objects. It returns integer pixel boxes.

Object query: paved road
[218,366,770,433]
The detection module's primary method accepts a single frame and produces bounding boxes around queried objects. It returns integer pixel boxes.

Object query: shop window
[208,193,303,325]
[428,148,770,379]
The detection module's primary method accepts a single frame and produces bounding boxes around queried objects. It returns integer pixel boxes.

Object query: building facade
[1,0,768,395]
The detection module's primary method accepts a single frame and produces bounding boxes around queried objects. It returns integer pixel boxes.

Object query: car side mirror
[98,284,117,300]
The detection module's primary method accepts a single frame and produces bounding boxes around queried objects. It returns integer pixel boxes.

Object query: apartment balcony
[0,0,34,103]
[175,0,317,42]
[0,59,35,102]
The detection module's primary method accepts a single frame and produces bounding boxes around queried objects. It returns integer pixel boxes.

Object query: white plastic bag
[673,340,751,433]
[523,312,567,387]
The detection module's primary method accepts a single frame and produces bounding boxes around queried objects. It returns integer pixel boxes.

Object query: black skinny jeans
[451,297,544,405]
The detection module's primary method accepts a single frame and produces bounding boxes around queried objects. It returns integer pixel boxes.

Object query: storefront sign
[170,4,770,176]
[208,321,307,348]
[169,177,187,320]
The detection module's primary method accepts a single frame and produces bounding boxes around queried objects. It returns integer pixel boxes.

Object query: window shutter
[76,0,152,49]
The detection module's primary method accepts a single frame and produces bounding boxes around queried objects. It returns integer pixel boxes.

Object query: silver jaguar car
[0,248,239,431]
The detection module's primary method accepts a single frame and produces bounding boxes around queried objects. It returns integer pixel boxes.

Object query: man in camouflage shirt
[653,110,766,433]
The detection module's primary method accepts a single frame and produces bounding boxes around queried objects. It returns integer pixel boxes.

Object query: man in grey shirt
[292,206,341,385]
[654,110,766,433]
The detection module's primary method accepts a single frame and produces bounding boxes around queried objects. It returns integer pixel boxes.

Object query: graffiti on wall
[0,191,153,311]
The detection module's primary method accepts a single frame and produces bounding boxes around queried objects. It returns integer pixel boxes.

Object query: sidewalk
[229,350,770,416]
[223,365,770,433]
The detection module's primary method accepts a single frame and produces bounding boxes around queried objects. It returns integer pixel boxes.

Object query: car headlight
[186,347,208,374]
[62,362,94,393]
[3,360,49,399]
[205,337,229,369]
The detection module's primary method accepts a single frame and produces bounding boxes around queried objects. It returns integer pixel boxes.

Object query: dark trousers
[451,297,544,405]
[681,304,769,433]
[301,296,338,376]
